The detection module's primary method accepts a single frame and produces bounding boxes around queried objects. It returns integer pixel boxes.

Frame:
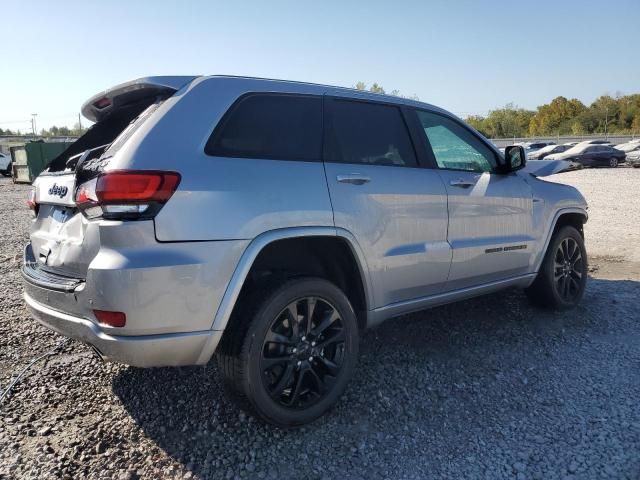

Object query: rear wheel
[216,277,359,427]
[526,226,587,309]
[609,157,619,168]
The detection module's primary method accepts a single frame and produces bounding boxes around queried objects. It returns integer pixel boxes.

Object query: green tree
[528,96,587,135]
[71,123,87,136]
[464,104,534,138]
[353,81,418,100]
[465,115,490,137]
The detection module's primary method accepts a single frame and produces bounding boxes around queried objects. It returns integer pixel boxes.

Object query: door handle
[337,174,371,185]
[449,179,476,188]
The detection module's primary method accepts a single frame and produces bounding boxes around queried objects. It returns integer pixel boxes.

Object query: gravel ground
[1,170,639,480]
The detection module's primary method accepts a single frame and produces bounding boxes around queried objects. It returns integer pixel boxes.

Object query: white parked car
[614,141,640,154]
[0,152,12,177]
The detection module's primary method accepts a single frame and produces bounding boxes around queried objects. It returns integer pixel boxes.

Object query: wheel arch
[533,208,588,274]
[196,227,373,364]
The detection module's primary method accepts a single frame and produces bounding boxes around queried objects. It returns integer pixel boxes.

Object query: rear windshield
[46,97,165,173]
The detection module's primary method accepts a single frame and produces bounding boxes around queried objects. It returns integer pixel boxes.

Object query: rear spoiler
[81,76,198,122]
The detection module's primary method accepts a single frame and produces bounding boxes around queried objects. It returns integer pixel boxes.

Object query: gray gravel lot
[1,170,639,480]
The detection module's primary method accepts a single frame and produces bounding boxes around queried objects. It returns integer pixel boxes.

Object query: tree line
[356,82,640,138]
[466,94,640,138]
[0,124,87,137]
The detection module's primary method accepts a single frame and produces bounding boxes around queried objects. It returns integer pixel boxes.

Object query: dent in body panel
[385,243,427,256]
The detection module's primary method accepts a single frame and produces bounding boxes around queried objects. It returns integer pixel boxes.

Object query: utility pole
[604,107,609,139]
[31,113,38,135]
[78,113,82,133]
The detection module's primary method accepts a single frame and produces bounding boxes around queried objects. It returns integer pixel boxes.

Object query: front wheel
[216,277,359,427]
[526,225,587,309]
[609,157,619,168]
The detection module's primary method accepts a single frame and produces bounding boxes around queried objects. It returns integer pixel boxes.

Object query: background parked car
[0,152,12,177]
[576,139,612,146]
[626,149,640,167]
[614,140,640,154]
[546,143,625,167]
[527,143,572,160]
[523,141,555,156]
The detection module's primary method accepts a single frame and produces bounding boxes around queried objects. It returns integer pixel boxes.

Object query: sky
[1,0,639,132]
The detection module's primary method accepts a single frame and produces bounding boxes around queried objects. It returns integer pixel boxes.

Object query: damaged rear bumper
[23,291,222,367]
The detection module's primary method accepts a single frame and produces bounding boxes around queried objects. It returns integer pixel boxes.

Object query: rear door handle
[337,174,371,185]
[449,179,476,188]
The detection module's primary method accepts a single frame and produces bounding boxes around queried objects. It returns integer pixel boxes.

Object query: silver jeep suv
[23,76,588,426]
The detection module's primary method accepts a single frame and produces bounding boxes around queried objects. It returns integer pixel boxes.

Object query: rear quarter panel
[108,77,334,241]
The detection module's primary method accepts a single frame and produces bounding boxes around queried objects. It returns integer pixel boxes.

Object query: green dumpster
[11,142,74,183]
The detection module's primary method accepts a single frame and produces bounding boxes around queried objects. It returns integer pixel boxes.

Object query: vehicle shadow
[112,276,639,479]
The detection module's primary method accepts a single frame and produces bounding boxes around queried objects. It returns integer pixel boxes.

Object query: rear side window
[206,94,322,161]
[327,99,417,167]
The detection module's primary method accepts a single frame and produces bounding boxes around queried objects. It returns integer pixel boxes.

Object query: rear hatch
[27,77,195,280]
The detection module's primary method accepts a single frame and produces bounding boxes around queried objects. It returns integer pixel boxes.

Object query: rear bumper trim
[24,292,222,367]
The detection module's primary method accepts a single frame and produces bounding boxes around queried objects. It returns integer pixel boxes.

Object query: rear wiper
[65,144,110,171]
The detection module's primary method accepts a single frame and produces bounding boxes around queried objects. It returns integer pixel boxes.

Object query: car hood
[522,159,579,177]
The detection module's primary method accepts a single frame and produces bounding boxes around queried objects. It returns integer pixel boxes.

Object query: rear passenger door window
[205,94,322,161]
[415,110,497,173]
[327,99,417,167]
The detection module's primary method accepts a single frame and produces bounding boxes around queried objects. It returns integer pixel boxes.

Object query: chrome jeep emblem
[48,183,68,198]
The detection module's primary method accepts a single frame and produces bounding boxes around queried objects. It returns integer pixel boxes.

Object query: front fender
[531,207,588,275]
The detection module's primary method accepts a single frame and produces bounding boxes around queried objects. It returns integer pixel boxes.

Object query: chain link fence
[491,134,638,148]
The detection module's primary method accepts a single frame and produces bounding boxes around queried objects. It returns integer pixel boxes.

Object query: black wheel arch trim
[195,227,374,364]
[532,208,588,276]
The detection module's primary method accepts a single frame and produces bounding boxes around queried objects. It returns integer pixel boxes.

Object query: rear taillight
[93,310,126,328]
[27,188,39,216]
[75,170,181,220]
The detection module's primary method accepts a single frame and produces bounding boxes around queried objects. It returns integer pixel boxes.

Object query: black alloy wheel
[216,277,359,426]
[553,237,584,303]
[261,296,346,409]
[525,225,587,309]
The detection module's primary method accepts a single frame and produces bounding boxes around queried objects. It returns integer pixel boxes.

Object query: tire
[609,157,618,168]
[216,277,359,427]
[525,225,587,309]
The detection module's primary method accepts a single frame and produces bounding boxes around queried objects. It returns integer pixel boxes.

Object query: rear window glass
[328,100,417,167]
[206,94,322,161]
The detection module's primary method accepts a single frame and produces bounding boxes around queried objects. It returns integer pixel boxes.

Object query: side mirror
[502,145,527,173]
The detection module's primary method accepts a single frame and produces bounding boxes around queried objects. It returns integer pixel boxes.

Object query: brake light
[75,170,181,220]
[93,97,112,109]
[27,188,39,216]
[93,310,126,328]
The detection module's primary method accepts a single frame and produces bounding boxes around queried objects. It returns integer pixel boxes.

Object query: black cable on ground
[0,337,71,411]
